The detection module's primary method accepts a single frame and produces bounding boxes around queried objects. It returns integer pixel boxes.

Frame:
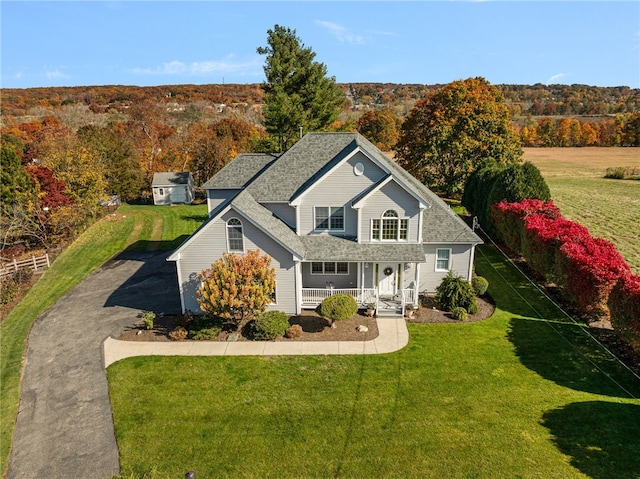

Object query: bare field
[524,147,640,273]
[523,147,640,178]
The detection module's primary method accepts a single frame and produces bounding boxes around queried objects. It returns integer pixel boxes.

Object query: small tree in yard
[197,249,276,330]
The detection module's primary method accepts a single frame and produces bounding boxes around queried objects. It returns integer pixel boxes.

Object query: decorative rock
[136,330,142,335]
[357,325,369,332]
[227,332,241,342]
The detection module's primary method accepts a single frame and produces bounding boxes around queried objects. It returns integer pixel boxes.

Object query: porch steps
[376,299,403,317]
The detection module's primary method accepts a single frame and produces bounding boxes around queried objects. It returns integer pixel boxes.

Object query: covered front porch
[299,260,419,316]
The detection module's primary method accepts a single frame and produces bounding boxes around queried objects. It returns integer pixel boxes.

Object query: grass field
[107,245,640,479]
[524,147,640,273]
[0,204,207,476]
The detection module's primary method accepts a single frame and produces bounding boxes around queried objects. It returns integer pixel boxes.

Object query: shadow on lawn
[542,401,640,479]
[507,317,640,398]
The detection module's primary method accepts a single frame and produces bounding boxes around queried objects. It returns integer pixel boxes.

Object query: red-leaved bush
[491,199,561,254]
[558,238,631,319]
[522,215,590,281]
[608,274,640,352]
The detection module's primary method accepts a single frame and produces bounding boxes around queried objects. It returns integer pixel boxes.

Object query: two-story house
[167,132,482,316]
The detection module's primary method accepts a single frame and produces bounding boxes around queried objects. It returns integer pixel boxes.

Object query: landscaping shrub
[316,294,358,322]
[189,327,221,340]
[285,324,303,339]
[169,326,188,341]
[435,272,477,314]
[187,315,223,340]
[451,307,468,321]
[13,268,33,285]
[609,274,640,352]
[250,311,290,340]
[0,279,19,305]
[472,276,489,296]
[140,311,155,330]
[604,167,627,179]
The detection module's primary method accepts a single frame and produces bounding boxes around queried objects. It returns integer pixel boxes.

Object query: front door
[378,263,397,297]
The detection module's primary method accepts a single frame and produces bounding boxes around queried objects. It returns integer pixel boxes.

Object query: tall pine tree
[257,25,345,151]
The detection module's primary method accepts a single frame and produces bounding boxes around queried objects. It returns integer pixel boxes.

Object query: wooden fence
[0,253,50,279]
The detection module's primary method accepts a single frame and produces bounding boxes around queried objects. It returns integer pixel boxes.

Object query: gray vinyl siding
[301,262,358,289]
[419,244,474,293]
[360,181,421,243]
[176,208,297,314]
[263,202,296,229]
[298,152,386,236]
[207,189,239,215]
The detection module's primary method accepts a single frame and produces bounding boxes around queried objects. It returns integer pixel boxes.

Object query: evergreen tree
[257,25,346,151]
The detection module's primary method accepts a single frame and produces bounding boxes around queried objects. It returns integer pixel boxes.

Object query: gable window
[310,262,349,275]
[435,248,451,271]
[226,218,244,252]
[315,206,344,231]
[371,210,408,241]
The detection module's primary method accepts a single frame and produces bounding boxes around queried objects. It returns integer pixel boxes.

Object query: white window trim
[435,248,452,272]
[226,217,244,253]
[270,282,277,305]
[310,262,350,275]
[314,206,345,232]
[371,210,409,242]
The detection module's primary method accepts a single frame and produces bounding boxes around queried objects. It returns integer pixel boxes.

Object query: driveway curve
[6,251,181,479]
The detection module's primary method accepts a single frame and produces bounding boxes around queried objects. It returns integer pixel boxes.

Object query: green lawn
[107,245,640,479]
[546,177,640,274]
[0,204,206,476]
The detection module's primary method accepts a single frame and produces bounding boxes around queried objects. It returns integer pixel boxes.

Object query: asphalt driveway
[6,250,181,479]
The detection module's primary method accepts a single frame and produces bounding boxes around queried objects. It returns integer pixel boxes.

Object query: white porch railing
[402,288,417,306]
[301,288,377,306]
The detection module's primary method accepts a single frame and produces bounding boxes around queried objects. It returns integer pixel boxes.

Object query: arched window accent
[371,210,408,241]
[226,218,244,252]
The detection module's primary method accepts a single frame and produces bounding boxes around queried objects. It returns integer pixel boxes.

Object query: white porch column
[294,260,302,314]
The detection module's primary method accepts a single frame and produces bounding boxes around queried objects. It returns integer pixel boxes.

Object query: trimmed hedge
[609,274,640,352]
[435,272,477,314]
[491,199,632,321]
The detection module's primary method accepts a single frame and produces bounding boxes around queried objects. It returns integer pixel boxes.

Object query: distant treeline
[2,82,638,118]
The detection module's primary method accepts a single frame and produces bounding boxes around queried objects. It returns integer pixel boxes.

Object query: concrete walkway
[8,249,409,479]
[104,316,408,367]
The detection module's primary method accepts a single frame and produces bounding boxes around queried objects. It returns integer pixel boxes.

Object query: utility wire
[473,222,639,399]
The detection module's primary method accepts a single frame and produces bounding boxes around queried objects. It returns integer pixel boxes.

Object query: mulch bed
[117,295,496,343]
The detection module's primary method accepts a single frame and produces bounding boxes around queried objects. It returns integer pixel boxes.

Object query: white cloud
[45,69,70,80]
[132,56,262,77]
[546,73,570,84]
[316,20,365,45]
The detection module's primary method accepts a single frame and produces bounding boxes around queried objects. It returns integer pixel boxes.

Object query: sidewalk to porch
[102,316,409,368]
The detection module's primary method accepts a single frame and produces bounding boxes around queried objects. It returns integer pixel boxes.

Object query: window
[315,206,344,231]
[270,283,277,304]
[436,248,451,271]
[310,262,349,275]
[158,188,164,195]
[226,218,244,252]
[372,210,409,241]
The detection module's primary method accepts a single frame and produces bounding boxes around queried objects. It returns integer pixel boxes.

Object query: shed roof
[152,172,192,187]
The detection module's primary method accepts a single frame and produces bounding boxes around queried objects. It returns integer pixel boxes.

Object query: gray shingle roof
[229,191,306,257]
[301,235,425,262]
[152,172,192,186]
[197,132,481,250]
[199,153,278,189]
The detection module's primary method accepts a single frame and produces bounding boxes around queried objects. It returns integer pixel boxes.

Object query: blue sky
[2,1,639,89]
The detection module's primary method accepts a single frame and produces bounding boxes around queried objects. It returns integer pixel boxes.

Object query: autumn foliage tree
[395,77,522,197]
[357,108,401,151]
[197,249,276,329]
